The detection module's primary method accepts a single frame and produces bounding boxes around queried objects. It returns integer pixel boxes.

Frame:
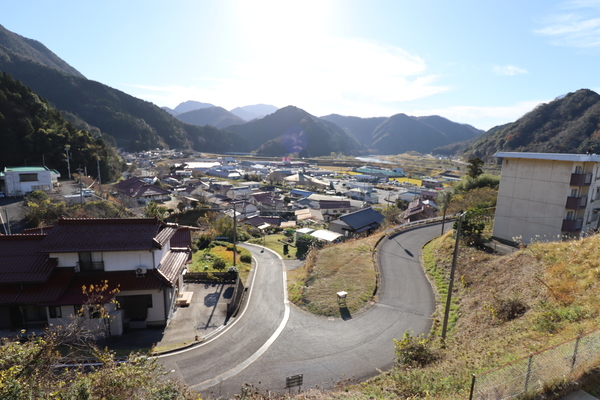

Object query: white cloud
[535,1,600,48]
[123,37,451,117]
[493,65,529,76]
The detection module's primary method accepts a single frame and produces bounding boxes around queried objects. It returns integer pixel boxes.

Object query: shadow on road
[339,306,352,320]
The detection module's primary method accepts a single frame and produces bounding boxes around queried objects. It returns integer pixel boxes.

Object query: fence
[470,328,600,399]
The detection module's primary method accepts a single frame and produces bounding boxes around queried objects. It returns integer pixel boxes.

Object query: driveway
[159,223,447,398]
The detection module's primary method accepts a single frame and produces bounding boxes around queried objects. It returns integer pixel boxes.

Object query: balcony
[561,219,583,232]
[565,196,588,209]
[570,173,592,186]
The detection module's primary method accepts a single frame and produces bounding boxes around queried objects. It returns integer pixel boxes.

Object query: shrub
[394,332,437,368]
[493,297,528,322]
[240,254,252,263]
[227,266,238,274]
[212,258,226,271]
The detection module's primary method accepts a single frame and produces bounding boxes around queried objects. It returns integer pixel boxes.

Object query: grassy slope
[253,231,600,400]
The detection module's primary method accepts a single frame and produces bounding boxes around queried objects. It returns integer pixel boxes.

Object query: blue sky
[4,0,600,130]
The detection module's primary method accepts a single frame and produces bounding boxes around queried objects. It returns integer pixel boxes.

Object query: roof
[40,270,167,306]
[155,249,191,284]
[494,152,600,162]
[114,177,171,198]
[318,200,351,210]
[310,229,344,242]
[170,227,192,249]
[0,267,75,305]
[4,166,52,172]
[0,235,57,284]
[339,207,385,231]
[38,218,177,253]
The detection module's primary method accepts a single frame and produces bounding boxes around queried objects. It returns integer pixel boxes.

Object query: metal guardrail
[385,214,459,237]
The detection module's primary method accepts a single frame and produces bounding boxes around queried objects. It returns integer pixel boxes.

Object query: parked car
[0,192,5,198]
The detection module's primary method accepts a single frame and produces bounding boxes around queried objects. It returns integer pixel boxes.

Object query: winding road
[159,223,447,398]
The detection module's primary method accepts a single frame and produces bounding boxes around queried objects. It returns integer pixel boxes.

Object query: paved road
[159,224,446,398]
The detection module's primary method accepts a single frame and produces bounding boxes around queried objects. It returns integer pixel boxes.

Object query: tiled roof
[0,235,57,284]
[156,249,190,284]
[318,200,351,210]
[113,177,171,198]
[339,207,385,231]
[41,270,167,306]
[170,227,192,249]
[0,267,75,305]
[38,218,174,253]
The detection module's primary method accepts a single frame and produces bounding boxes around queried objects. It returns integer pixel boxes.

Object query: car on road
[0,192,4,198]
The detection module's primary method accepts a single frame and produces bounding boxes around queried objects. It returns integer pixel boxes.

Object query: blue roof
[339,208,385,231]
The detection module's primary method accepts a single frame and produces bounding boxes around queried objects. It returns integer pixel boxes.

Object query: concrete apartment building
[493,152,600,244]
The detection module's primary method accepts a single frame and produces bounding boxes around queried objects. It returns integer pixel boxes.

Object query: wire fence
[470,328,600,399]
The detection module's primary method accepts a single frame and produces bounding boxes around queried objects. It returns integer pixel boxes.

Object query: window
[74,304,103,318]
[571,189,579,197]
[19,173,38,182]
[78,252,104,271]
[48,306,62,318]
[566,211,574,221]
[575,166,583,174]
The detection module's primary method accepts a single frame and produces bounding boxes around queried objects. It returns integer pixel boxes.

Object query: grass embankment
[346,232,600,399]
[247,233,296,259]
[286,233,382,317]
[189,244,252,283]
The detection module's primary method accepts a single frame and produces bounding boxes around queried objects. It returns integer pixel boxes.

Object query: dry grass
[287,233,383,317]
[236,229,600,399]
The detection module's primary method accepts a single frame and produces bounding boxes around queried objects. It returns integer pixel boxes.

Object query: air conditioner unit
[135,267,147,276]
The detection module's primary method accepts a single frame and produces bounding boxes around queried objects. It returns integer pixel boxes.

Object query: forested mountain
[230,104,278,121]
[0,72,121,181]
[321,113,482,154]
[454,89,600,161]
[176,106,245,129]
[226,106,366,157]
[0,25,84,78]
[320,114,387,146]
[0,26,249,153]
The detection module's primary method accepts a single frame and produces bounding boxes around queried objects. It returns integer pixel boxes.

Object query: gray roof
[339,207,384,232]
[494,152,600,162]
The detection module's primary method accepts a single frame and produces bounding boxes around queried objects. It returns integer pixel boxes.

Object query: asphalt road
[159,223,447,398]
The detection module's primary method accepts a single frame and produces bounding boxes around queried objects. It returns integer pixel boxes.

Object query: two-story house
[0,218,191,336]
[493,152,600,244]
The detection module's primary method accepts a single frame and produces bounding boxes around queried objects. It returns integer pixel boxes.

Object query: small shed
[296,227,315,240]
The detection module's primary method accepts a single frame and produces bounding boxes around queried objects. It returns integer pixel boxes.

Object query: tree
[143,201,168,220]
[467,157,484,179]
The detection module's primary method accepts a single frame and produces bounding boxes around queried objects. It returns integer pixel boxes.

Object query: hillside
[321,113,482,154]
[0,24,84,78]
[176,106,245,129]
[0,25,248,153]
[230,104,278,121]
[320,114,387,146]
[0,72,120,181]
[456,89,600,161]
[226,106,367,157]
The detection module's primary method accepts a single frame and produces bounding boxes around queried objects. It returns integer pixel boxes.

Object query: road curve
[161,223,446,398]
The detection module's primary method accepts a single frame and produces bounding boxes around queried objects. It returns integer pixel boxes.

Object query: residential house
[403,198,437,222]
[251,192,286,214]
[113,177,171,203]
[493,152,600,244]
[328,207,385,238]
[0,218,191,336]
[2,166,60,196]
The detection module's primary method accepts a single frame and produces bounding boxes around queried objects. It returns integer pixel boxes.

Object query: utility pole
[232,201,237,267]
[65,145,71,180]
[441,211,466,341]
[96,152,102,195]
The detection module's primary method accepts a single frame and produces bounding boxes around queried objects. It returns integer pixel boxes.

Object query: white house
[2,166,60,196]
[0,218,191,336]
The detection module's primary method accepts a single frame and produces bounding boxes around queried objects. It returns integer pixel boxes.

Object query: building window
[19,173,38,182]
[78,252,104,271]
[571,189,578,197]
[566,211,574,221]
[575,166,583,174]
[48,306,62,319]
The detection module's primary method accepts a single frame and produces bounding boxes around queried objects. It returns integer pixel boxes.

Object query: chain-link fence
[470,328,600,399]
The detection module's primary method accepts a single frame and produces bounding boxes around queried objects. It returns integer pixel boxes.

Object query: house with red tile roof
[0,218,191,336]
[113,177,171,203]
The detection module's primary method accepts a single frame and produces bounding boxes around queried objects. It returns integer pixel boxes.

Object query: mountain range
[7,23,598,163]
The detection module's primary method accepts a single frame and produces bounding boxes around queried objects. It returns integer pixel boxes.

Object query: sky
[4,0,600,131]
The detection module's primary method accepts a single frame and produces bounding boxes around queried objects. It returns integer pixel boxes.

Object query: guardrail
[385,214,459,238]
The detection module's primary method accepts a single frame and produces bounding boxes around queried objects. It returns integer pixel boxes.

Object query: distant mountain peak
[173,100,214,114]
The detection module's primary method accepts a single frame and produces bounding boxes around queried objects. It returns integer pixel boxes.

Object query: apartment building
[493,152,600,244]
